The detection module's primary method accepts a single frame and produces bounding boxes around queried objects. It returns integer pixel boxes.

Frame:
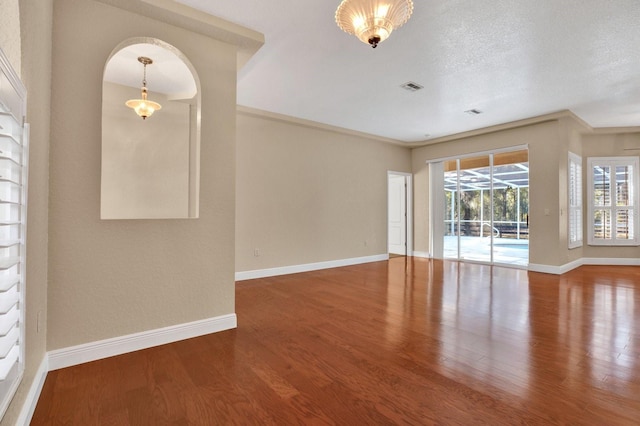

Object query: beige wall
[1,0,52,424]
[47,0,239,349]
[236,110,412,272]
[0,0,20,72]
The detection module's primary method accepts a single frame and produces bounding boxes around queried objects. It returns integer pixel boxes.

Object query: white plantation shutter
[568,152,583,248]
[587,157,639,246]
[0,49,27,420]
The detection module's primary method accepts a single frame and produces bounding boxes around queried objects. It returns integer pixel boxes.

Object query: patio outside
[444,153,529,267]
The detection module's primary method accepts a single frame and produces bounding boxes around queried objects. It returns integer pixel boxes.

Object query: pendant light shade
[335,0,414,48]
[125,56,162,120]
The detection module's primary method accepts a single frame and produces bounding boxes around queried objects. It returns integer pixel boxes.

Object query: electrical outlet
[37,311,42,333]
[254,248,260,257]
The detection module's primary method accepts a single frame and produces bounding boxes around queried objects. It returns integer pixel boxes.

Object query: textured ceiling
[173,0,640,143]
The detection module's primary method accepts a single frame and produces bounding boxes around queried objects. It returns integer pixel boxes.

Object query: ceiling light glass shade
[126,87,162,120]
[335,0,414,48]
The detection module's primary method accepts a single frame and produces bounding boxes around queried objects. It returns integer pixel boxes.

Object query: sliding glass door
[444,155,492,262]
[441,149,529,267]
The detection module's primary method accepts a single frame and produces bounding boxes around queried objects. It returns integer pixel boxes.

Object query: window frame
[587,156,639,246]
[568,152,583,249]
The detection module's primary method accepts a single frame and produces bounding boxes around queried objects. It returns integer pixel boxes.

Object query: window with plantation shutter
[0,49,27,420]
[568,152,582,248]
[587,157,639,246]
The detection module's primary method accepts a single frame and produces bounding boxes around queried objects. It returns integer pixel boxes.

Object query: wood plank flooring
[31,258,640,425]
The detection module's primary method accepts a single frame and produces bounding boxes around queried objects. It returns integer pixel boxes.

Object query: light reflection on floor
[385,258,638,418]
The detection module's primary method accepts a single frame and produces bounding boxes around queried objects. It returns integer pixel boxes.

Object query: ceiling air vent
[464,109,482,115]
[400,81,424,92]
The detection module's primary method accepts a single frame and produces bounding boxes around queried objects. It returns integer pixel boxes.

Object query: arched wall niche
[101,37,201,219]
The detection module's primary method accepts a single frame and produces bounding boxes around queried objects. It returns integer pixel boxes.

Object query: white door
[388,174,407,255]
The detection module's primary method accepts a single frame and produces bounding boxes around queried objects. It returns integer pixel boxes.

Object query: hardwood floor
[31,258,640,425]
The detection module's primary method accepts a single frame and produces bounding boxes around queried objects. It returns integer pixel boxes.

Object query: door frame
[387,171,413,257]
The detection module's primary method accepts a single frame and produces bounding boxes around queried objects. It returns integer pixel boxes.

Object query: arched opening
[101,38,201,219]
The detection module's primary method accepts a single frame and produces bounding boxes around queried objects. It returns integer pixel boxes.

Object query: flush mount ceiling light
[125,56,162,120]
[335,0,414,48]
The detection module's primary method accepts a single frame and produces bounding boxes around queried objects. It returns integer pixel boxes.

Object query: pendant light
[125,56,162,119]
[335,0,414,48]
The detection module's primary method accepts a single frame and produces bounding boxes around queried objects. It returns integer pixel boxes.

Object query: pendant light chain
[142,62,147,89]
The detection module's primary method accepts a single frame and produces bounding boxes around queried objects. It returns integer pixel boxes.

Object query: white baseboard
[529,257,640,275]
[582,257,640,266]
[412,251,431,258]
[235,254,389,281]
[528,260,581,275]
[48,314,237,371]
[16,356,48,426]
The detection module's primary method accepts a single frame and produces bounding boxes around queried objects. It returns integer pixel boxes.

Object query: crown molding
[591,126,640,134]
[407,110,579,147]
[237,106,407,146]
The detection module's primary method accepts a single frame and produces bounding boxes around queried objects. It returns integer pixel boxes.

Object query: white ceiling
[173,0,640,143]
